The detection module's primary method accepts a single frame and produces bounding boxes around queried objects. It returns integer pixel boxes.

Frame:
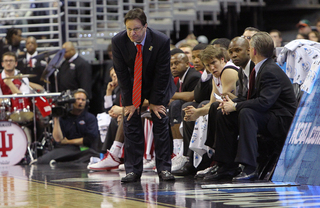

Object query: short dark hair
[124,8,147,26]
[269,29,282,38]
[170,48,184,56]
[211,38,231,49]
[244,27,260,33]
[2,51,17,62]
[192,43,208,51]
[6,28,21,45]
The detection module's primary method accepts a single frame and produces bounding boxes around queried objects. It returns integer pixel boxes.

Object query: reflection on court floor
[1,164,320,208]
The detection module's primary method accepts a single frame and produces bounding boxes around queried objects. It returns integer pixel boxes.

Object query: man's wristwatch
[233,102,237,111]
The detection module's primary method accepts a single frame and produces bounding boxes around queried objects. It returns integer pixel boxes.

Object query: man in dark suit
[56,42,92,98]
[17,36,47,88]
[206,32,297,181]
[112,8,176,182]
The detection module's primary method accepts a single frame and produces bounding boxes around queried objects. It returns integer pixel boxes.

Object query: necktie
[29,59,32,68]
[132,44,142,108]
[179,80,182,92]
[247,67,255,100]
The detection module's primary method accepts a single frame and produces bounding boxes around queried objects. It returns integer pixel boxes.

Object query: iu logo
[0,131,13,157]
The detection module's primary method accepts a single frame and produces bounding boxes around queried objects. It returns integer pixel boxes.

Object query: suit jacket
[176,67,201,93]
[112,27,175,106]
[236,58,297,119]
[17,53,47,86]
[234,60,255,102]
[57,55,92,98]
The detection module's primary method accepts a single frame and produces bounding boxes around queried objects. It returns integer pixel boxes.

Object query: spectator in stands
[169,49,201,161]
[17,36,48,87]
[242,27,260,42]
[197,36,254,179]
[31,89,100,164]
[204,32,297,182]
[185,39,199,48]
[179,43,193,65]
[269,29,283,47]
[56,42,92,98]
[0,28,24,64]
[296,33,308,40]
[296,19,312,36]
[0,1,31,29]
[175,33,197,48]
[308,31,320,42]
[29,1,50,35]
[211,38,231,49]
[316,17,320,33]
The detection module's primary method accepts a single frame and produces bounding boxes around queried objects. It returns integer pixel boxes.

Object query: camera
[51,90,76,117]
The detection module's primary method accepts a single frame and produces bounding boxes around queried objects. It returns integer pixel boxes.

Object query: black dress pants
[123,110,171,176]
[214,108,275,167]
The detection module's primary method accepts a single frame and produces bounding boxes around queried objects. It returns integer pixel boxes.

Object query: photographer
[30,89,100,164]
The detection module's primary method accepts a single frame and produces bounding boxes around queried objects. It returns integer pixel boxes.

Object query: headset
[73,88,90,107]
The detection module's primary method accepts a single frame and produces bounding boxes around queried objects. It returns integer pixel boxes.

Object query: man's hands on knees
[149,104,166,119]
[124,105,138,121]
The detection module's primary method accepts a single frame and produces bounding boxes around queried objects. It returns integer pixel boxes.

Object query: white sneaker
[118,164,125,171]
[143,158,156,171]
[171,155,188,172]
[87,150,121,171]
[88,157,101,165]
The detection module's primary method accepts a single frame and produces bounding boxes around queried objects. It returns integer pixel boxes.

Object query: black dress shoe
[121,172,140,183]
[158,170,175,181]
[194,165,219,179]
[172,162,196,176]
[232,171,258,182]
[203,166,241,181]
